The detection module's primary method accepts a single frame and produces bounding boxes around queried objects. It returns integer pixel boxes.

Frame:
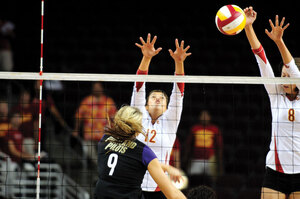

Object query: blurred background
[1,0,298,74]
[0,0,299,198]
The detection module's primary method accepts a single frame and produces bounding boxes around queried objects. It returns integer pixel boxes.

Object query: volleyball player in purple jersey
[94,106,186,199]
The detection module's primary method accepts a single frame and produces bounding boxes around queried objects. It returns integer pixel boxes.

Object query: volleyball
[215,5,246,35]
[171,171,189,190]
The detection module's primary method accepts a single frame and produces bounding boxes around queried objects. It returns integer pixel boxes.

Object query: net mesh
[1,73,296,198]
[1,2,300,198]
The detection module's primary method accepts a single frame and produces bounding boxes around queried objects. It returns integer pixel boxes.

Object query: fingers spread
[275,15,279,26]
[280,17,285,27]
[283,23,290,30]
[269,19,275,29]
[265,29,271,38]
[146,33,151,43]
[155,47,162,54]
[150,35,157,45]
[135,43,142,48]
[139,37,146,45]
[180,40,184,48]
[184,45,190,52]
[175,39,179,48]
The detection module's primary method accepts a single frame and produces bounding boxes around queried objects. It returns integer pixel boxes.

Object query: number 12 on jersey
[144,129,156,143]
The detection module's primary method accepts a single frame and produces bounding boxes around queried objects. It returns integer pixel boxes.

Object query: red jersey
[3,129,24,163]
[169,138,180,167]
[0,118,9,138]
[76,95,116,141]
[190,124,222,160]
[10,105,35,138]
[0,119,9,153]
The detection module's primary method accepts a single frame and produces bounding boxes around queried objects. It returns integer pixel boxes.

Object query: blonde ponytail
[105,106,144,141]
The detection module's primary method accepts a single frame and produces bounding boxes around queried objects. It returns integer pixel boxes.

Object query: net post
[36,0,44,198]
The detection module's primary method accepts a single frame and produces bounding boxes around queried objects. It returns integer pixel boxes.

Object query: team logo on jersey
[105,136,137,153]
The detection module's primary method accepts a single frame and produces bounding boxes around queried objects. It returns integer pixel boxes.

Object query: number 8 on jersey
[289,108,295,122]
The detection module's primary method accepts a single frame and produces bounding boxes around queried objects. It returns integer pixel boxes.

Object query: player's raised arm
[168,39,191,75]
[244,6,260,50]
[131,34,162,107]
[164,39,191,122]
[243,6,279,95]
[133,33,162,95]
[265,15,300,90]
[265,15,292,65]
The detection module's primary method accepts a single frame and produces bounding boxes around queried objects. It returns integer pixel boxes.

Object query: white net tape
[1,72,300,84]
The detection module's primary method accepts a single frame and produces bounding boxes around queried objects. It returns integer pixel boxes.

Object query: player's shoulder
[80,95,93,104]
[105,96,116,104]
[191,124,202,131]
[209,124,220,131]
[133,138,154,154]
[134,138,147,148]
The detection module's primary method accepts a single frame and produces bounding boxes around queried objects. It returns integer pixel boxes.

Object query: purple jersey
[95,135,157,199]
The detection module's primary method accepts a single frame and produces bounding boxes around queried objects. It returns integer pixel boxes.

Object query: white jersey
[131,80,183,191]
[253,45,300,174]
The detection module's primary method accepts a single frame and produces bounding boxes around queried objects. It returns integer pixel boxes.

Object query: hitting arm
[244,7,280,95]
[148,158,186,199]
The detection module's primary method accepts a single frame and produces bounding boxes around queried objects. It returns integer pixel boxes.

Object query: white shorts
[188,157,217,176]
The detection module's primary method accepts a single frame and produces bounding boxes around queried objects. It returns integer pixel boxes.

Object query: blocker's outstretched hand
[265,15,290,43]
[135,33,162,59]
[168,39,191,63]
[168,39,191,75]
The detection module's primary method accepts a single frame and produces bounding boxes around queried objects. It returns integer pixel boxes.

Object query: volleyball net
[0,72,299,198]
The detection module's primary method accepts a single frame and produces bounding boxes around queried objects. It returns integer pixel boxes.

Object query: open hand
[169,39,191,63]
[135,33,162,59]
[166,165,183,183]
[265,15,289,43]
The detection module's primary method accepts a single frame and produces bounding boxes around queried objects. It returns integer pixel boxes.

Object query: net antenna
[36,0,44,198]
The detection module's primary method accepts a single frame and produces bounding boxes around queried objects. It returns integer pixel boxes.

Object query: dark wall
[1,0,298,75]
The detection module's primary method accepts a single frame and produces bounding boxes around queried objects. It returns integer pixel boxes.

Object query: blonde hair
[105,106,144,141]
